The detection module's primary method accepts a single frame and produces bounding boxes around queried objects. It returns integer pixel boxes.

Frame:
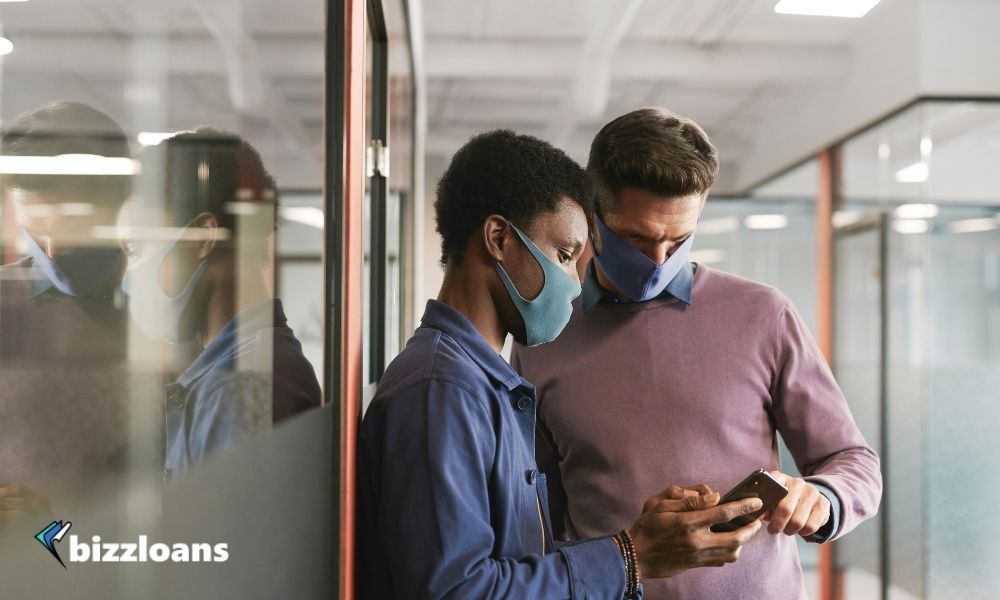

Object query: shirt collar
[176,298,287,389]
[581,259,694,312]
[27,258,55,298]
[26,256,123,299]
[419,299,527,392]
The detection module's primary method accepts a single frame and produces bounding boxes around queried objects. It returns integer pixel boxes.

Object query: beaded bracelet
[620,529,640,596]
[613,529,640,598]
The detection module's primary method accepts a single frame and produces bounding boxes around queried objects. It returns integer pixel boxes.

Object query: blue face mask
[123,220,209,344]
[26,233,125,297]
[592,214,694,302]
[494,222,582,347]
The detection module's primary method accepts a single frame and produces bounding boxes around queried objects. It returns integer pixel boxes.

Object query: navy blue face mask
[592,214,694,302]
[26,233,125,298]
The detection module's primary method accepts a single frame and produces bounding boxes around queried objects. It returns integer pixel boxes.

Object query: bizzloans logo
[35,520,229,568]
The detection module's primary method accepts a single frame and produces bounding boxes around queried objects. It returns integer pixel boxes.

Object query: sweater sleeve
[770,301,883,541]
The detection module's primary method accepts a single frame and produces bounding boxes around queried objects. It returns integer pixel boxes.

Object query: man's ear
[192,212,219,259]
[588,211,603,256]
[482,214,509,262]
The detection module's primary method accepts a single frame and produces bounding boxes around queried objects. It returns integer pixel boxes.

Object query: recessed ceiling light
[920,136,933,156]
[893,219,929,235]
[774,0,882,18]
[0,154,137,175]
[832,210,864,229]
[0,37,13,56]
[696,216,740,235]
[280,206,324,230]
[895,161,928,183]
[57,202,96,217]
[895,203,939,219]
[947,218,998,234]
[744,214,790,230]
[137,131,176,146]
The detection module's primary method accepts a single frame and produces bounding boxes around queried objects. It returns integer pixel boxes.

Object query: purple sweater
[512,264,881,600]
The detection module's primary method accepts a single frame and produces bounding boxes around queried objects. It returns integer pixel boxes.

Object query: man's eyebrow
[614,227,646,238]
[618,229,690,244]
[618,228,660,240]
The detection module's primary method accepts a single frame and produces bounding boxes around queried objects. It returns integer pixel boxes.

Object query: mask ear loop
[503,220,548,300]
[131,215,211,301]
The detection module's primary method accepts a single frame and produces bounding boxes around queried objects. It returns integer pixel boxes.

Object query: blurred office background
[0,0,996,598]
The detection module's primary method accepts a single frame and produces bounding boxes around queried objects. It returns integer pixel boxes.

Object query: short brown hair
[1,101,132,208]
[587,107,718,212]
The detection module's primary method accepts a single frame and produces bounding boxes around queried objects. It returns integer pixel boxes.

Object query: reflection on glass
[276,192,325,383]
[0,0,335,593]
[0,102,138,531]
[126,129,322,478]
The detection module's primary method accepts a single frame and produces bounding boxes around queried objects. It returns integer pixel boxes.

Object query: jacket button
[527,469,537,485]
[516,396,533,411]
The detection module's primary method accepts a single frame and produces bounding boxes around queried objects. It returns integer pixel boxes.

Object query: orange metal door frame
[326,0,365,596]
[341,0,365,595]
[816,149,837,600]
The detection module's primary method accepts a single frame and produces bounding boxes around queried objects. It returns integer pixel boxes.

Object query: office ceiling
[421,0,872,192]
[1,0,997,204]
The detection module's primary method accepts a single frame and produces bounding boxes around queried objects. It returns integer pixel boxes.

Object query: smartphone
[709,469,788,533]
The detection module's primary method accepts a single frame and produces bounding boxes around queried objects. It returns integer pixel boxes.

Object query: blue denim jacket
[357,300,630,599]
[164,299,321,477]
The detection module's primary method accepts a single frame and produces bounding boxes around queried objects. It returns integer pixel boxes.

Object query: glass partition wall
[0,0,335,596]
[0,0,416,596]
[833,99,1000,600]
[743,99,1000,600]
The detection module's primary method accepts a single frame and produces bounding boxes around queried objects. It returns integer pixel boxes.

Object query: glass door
[832,215,888,600]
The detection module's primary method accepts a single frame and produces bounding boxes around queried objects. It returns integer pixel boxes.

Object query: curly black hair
[134,127,278,239]
[434,129,595,265]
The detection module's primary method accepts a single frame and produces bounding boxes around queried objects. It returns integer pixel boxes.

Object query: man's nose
[567,265,582,286]
[643,242,672,265]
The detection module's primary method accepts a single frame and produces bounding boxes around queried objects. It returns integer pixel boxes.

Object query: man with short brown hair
[512,107,882,599]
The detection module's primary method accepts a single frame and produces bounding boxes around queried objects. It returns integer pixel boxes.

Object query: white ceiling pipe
[546,0,645,146]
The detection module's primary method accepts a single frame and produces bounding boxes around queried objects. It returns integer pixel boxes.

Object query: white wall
[735,0,1000,192]
[734,0,923,190]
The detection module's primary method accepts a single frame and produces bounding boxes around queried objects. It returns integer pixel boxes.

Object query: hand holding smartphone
[709,469,788,533]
